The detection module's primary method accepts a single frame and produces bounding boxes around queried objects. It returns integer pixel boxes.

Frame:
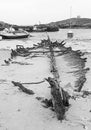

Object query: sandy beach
[0,32,91,130]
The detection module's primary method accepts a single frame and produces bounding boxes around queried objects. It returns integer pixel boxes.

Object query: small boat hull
[0,34,29,39]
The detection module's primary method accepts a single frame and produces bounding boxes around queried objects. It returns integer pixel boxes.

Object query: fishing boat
[0,27,30,39]
[0,33,29,39]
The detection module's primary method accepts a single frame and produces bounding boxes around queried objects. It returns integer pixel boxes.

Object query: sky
[0,0,91,25]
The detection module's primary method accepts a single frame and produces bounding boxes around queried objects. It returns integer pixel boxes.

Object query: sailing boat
[67,7,73,38]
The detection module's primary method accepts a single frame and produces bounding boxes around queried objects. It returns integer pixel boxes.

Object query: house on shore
[33,24,59,32]
[12,25,33,32]
[33,24,47,32]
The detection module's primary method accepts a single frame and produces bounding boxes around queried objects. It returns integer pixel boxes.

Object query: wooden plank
[46,37,69,120]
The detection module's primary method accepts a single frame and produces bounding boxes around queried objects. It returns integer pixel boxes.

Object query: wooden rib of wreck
[45,37,70,120]
[10,38,89,120]
[45,40,89,92]
[10,44,65,58]
[12,81,34,95]
[11,45,31,57]
[36,38,89,120]
[11,49,31,57]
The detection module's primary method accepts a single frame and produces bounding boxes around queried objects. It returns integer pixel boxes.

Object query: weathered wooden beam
[12,81,34,95]
[47,37,69,120]
[46,77,69,120]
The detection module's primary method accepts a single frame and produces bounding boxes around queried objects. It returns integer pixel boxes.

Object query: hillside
[0,22,59,32]
[48,18,91,28]
[0,21,11,30]
[1,18,91,31]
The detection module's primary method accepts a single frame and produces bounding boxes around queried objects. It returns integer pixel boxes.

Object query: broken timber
[46,37,69,120]
[12,81,34,95]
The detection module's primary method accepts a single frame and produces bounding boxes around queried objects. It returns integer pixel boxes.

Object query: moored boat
[0,33,29,39]
[0,27,30,39]
[0,31,29,39]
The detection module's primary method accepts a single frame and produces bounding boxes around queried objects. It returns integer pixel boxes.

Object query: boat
[0,33,29,39]
[0,27,30,39]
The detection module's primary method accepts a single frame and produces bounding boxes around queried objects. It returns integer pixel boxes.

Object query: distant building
[13,26,33,32]
[33,25,47,32]
[33,25,37,31]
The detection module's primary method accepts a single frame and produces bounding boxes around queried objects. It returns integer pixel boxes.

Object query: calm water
[30,29,91,41]
[0,29,91,49]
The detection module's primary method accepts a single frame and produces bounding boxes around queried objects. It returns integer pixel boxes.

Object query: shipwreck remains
[36,38,89,120]
[10,37,89,121]
[11,45,31,58]
[45,37,70,120]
